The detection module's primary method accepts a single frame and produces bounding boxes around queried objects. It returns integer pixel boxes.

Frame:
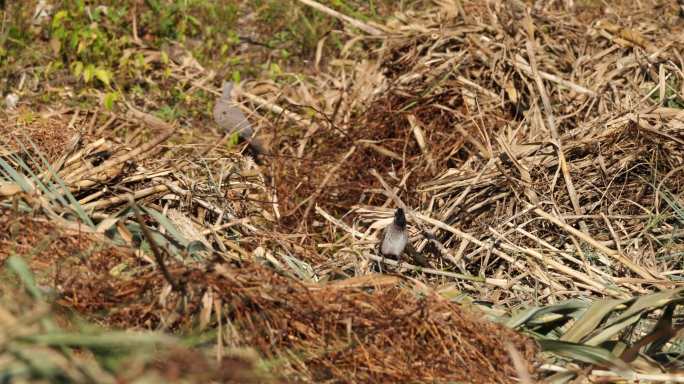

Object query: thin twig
[129,198,181,293]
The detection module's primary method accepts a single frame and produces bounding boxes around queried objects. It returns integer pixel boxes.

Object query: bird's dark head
[394,208,406,228]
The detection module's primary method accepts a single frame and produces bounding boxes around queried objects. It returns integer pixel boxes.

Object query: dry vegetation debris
[2,0,684,382]
[0,208,537,383]
[255,0,684,303]
[0,108,85,161]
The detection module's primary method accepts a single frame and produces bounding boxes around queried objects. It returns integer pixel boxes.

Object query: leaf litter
[2,0,684,382]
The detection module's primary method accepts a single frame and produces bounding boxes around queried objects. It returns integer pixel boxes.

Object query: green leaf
[69,32,79,50]
[16,138,93,228]
[269,63,282,77]
[51,10,69,29]
[103,91,119,110]
[539,339,634,376]
[94,67,112,86]
[76,38,87,55]
[610,288,684,326]
[83,64,95,83]
[585,288,684,346]
[229,131,240,146]
[186,15,201,27]
[505,300,588,329]
[0,157,33,192]
[147,0,162,13]
[561,299,629,343]
[71,61,84,78]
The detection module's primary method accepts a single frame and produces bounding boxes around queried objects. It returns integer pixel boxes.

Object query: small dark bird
[379,208,429,267]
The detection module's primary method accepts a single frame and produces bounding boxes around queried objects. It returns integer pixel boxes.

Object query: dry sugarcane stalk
[523,13,588,234]
[531,205,659,281]
[363,252,508,288]
[82,184,169,211]
[64,109,176,184]
[297,0,384,36]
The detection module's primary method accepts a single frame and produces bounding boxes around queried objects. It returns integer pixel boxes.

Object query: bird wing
[376,226,387,254]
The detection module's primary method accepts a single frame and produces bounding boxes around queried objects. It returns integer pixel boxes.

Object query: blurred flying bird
[213,81,265,163]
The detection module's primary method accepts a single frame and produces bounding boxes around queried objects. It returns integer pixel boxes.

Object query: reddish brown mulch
[0,109,87,163]
[0,209,539,383]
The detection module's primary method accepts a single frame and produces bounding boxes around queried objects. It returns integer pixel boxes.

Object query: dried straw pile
[3,0,684,382]
[256,0,684,303]
[0,100,538,381]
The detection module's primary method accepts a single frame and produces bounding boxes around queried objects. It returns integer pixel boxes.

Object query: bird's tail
[245,137,267,165]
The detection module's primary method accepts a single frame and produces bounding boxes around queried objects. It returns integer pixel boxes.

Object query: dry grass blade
[4,0,684,382]
[531,206,658,281]
[297,0,384,36]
